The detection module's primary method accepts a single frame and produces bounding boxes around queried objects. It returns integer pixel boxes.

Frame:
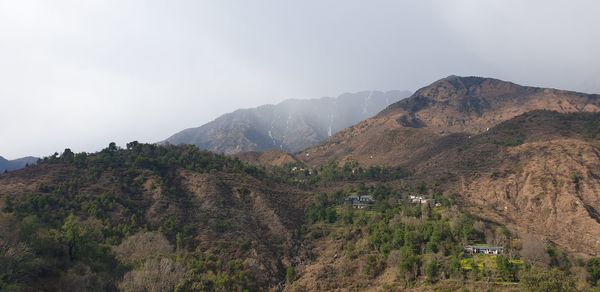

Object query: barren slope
[301,76,600,166]
[406,111,600,256]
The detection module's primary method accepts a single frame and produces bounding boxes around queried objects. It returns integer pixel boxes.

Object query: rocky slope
[407,111,600,256]
[301,76,600,166]
[163,90,410,154]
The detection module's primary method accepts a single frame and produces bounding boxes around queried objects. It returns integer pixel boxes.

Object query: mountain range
[0,155,38,172]
[1,76,600,290]
[163,90,411,154]
[301,75,600,166]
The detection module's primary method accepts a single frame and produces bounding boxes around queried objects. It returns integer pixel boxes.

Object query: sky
[1,0,599,159]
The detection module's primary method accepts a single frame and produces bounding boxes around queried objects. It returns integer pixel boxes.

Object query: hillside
[285,110,600,290]
[233,149,300,167]
[2,77,600,291]
[0,156,39,172]
[406,111,600,256]
[163,90,411,154]
[0,143,310,291]
[301,76,600,166]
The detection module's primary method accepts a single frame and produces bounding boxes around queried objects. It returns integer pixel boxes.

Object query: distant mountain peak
[163,89,411,154]
[0,155,39,172]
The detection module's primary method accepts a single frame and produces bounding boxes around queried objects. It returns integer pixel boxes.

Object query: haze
[1,0,599,159]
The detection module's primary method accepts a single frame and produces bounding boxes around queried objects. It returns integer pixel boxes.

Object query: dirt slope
[300,76,600,166]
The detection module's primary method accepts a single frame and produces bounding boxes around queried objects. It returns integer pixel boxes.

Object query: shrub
[520,268,575,292]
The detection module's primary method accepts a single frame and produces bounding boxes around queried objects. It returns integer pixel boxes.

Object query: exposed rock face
[163,90,411,154]
[404,110,600,256]
[459,139,600,256]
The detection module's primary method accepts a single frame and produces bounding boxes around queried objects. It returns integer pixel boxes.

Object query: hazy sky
[1,0,599,159]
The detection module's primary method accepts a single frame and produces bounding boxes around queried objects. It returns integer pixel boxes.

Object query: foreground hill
[0,155,39,172]
[163,90,410,154]
[0,143,310,291]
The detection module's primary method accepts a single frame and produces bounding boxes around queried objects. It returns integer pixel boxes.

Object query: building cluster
[290,166,312,175]
[408,195,441,206]
[464,245,504,255]
[344,195,375,209]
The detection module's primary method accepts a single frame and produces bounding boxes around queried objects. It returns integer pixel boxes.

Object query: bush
[114,232,173,263]
[119,257,185,292]
[520,268,575,292]
[425,257,440,283]
[588,258,600,286]
[286,266,296,283]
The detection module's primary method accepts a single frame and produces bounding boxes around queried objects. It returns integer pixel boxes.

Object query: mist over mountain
[163,90,411,154]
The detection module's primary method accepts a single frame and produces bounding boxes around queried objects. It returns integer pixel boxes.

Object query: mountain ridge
[163,90,411,154]
[0,155,39,172]
[301,76,600,166]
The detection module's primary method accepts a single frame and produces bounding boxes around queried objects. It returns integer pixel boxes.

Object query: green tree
[326,208,337,223]
[425,257,439,283]
[286,266,296,284]
[496,255,519,282]
[588,258,600,286]
[60,148,75,162]
[108,142,118,152]
[398,246,421,281]
[60,213,89,261]
[176,232,184,252]
[448,256,463,279]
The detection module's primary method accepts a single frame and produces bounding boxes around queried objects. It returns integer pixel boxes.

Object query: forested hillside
[2,141,600,291]
[0,143,309,291]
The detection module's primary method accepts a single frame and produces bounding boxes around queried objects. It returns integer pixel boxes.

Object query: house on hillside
[344,195,375,209]
[409,195,430,204]
[464,245,504,255]
[408,195,442,206]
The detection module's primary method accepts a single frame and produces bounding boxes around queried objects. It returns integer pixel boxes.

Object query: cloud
[0,0,598,158]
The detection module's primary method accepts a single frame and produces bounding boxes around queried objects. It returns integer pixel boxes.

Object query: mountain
[163,90,411,154]
[0,155,39,172]
[301,76,600,166]
[297,76,600,256]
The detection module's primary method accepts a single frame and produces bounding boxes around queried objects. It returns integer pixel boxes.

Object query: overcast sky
[1,0,599,159]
